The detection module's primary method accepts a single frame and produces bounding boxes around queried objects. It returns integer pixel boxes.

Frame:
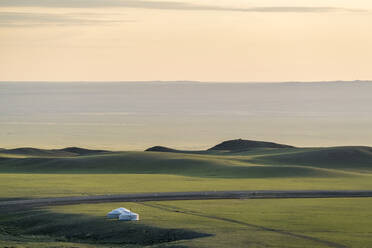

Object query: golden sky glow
[1,0,372,81]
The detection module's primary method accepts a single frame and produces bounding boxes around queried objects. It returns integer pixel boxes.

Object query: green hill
[145,139,294,154]
[208,139,294,151]
[0,147,75,157]
[59,147,107,155]
[1,140,371,178]
[254,146,372,171]
[0,149,349,178]
[145,146,181,153]
[0,147,107,157]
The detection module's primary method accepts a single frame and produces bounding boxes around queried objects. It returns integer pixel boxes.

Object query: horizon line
[0,80,371,84]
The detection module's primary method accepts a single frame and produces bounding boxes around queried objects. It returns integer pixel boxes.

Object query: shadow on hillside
[0,208,210,247]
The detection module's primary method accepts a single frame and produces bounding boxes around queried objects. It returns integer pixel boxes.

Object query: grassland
[2,173,372,200]
[1,142,372,247]
[2,198,372,248]
[1,145,372,199]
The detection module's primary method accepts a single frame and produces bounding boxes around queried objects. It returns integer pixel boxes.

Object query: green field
[0,146,372,199]
[2,198,372,248]
[2,173,372,200]
[1,141,372,247]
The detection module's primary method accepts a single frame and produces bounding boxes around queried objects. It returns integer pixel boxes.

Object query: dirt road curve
[1,190,372,208]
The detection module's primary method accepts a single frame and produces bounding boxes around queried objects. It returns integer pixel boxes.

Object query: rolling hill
[1,140,371,179]
[145,146,181,153]
[145,139,295,154]
[0,150,345,178]
[208,139,295,151]
[0,147,107,157]
[1,139,371,178]
[254,146,372,171]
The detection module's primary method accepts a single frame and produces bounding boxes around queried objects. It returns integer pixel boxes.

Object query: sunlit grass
[1,173,372,199]
[2,198,372,247]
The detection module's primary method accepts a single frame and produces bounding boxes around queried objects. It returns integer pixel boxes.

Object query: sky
[1,0,372,82]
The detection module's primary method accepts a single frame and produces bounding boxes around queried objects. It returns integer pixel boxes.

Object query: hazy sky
[1,0,372,82]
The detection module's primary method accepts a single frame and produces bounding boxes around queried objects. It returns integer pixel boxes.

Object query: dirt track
[1,190,372,209]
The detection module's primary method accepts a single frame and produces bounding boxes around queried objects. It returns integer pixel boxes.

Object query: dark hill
[145,146,179,153]
[1,147,107,156]
[208,139,294,151]
[58,147,107,155]
[4,147,61,156]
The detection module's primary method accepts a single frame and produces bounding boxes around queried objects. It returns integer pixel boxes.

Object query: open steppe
[1,139,372,247]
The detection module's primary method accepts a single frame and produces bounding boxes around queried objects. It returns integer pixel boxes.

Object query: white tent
[107,207,139,221]
[118,211,139,221]
[107,207,130,219]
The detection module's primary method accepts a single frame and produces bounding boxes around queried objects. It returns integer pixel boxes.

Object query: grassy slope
[0,207,208,248]
[2,198,372,248]
[3,174,372,199]
[1,146,372,247]
[158,198,372,247]
[252,146,372,171]
[0,149,357,177]
[1,147,372,199]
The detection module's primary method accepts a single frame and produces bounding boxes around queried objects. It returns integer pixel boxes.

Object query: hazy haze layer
[1,81,371,150]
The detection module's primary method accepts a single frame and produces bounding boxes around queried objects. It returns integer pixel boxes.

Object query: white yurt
[107,207,139,221]
[107,207,130,219]
[118,211,139,221]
